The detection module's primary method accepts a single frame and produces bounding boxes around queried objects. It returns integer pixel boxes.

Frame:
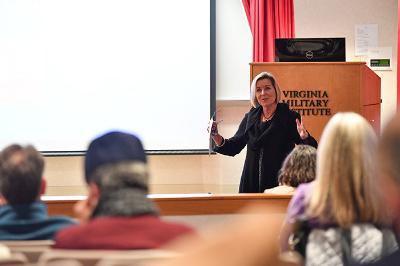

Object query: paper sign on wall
[355,24,378,56]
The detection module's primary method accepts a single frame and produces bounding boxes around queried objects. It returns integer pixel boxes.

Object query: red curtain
[242,0,295,62]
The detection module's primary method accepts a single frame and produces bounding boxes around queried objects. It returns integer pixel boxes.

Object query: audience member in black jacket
[210,72,317,193]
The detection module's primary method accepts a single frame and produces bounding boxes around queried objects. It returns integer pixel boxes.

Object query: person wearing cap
[53,131,193,250]
[0,144,75,240]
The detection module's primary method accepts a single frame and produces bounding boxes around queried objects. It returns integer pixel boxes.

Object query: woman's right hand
[208,120,224,146]
[208,120,219,136]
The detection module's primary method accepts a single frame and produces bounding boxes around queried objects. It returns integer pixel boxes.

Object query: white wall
[294,0,398,127]
[44,0,398,196]
[216,0,252,100]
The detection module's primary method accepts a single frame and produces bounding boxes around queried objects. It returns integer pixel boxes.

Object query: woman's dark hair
[278,145,317,187]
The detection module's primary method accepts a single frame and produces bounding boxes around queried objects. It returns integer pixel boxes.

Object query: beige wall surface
[294,0,398,127]
[45,102,250,196]
[44,0,398,196]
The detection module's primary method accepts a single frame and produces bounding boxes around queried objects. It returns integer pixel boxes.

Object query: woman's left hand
[296,118,309,140]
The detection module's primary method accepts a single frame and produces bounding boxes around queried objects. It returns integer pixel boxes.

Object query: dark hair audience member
[54,131,193,249]
[264,145,316,194]
[0,144,75,240]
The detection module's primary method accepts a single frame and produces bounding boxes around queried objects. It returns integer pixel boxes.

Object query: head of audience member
[307,112,385,228]
[0,144,46,205]
[79,131,157,220]
[378,113,400,222]
[277,144,316,188]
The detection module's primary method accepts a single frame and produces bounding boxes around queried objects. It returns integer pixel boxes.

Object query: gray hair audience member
[54,131,193,249]
[264,145,316,194]
[0,144,75,240]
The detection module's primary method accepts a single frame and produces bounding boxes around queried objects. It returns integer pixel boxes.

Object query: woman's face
[255,78,276,108]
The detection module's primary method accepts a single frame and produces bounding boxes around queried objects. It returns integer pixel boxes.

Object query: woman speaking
[210,72,317,193]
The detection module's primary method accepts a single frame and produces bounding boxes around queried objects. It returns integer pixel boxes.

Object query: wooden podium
[250,62,381,140]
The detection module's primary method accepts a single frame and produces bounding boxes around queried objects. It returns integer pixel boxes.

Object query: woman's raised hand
[208,120,219,136]
[296,117,309,140]
[208,119,224,146]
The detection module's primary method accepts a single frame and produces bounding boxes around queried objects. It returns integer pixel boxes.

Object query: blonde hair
[307,112,384,228]
[250,72,281,108]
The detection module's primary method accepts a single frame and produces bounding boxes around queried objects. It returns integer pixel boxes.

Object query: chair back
[0,253,28,266]
[96,250,178,266]
[1,240,54,264]
[38,249,179,266]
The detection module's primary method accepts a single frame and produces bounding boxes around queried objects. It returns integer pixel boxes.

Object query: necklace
[261,106,276,122]
[262,111,275,122]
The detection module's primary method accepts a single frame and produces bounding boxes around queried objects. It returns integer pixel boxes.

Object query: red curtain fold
[242,0,295,62]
